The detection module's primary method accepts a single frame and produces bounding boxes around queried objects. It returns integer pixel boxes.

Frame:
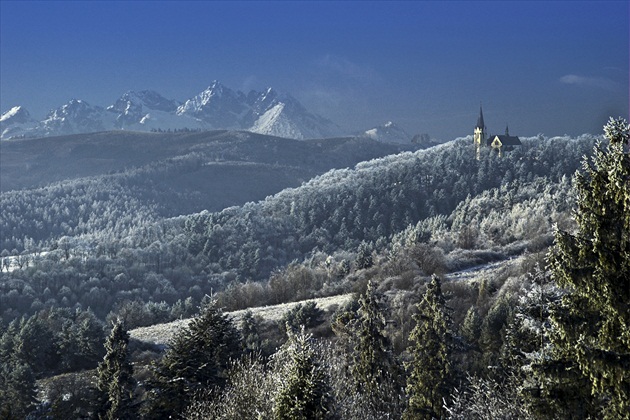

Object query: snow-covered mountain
[0,106,38,139]
[107,90,204,131]
[1,81,344,140]
[362,121,411,144]
[176,81,249,129]
[247,88,340,139]
[38,99,117,137]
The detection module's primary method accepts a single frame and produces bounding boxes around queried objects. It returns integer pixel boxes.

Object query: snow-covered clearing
[445,256,521,284]
[1,251,50,273]
[129,293,353,348]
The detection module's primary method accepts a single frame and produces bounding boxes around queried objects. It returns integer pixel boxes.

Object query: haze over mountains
[1,81,416,143]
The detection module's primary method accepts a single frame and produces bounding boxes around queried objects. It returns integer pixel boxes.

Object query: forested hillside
[3,123,628,419]
[0,133,596,323]
[1,130,412,252]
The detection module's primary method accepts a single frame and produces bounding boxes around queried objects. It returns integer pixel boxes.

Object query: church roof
[487,134,522,146]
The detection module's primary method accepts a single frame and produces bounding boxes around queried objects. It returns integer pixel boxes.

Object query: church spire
[505,124,509,136]
[476,104,485,129]
[473,103,487,153]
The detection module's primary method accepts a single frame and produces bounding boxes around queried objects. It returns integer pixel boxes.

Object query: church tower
[474,105,486,160]
[473,105,486,146]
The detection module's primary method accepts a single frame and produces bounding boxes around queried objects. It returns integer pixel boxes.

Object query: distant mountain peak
[1,81,344,140]
[108,90,179,115]
[1,106,33,124]
[363,121,411,144]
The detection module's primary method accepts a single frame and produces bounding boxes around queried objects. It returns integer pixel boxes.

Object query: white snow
[1,82,344,140]
[0,106,24,122]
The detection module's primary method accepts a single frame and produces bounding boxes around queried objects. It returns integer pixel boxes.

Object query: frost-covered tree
[185,355,275,420]
[445,375,534,420]
[355,241,374,270]
[96,320,135,420]
[144,299,241,417]
[460,305,482,348]
[547,117,630,418]
[349,280,401,415]
[273,328,334,419]
[404,275,453,419]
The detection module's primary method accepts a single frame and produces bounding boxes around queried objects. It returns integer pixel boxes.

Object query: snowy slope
[248,88,341,139]
[108,90,205,131]
[176,81,249,129]
[38,99,117,137]
[362,121,411,144]
[0,106,38,139]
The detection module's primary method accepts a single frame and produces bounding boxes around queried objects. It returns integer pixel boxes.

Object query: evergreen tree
[240,310,263,354]
[350,280,400,415]
[273,328,334,419]
[15,314,59,377]
[355,241,374,270]
[500,266,596,418]
[479,295,513,377]
[144,298,241,417]
[404,275,453,420]
[96,320,135,420]
[280,301,324,335]
[459,305,484,376]
[0,358,37,419]
[547,117,630,418]
[460,305,482,348]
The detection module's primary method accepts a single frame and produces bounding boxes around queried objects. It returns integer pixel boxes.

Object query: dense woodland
[0,120,628,419]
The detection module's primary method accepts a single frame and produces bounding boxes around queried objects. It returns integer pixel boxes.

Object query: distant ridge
[0,81,343,141]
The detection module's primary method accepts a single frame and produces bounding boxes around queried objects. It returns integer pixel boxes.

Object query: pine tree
[96,320,135,420]
[404,275,453,419]
[547,117,630,418]
[273,328,334,419]
[144,298,241,417]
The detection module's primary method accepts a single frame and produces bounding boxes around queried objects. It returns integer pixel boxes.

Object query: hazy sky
[1,1,628,140]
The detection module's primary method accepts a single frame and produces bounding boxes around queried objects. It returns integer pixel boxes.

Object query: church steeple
[476,105,485,130]
[473,104,486,148]
[505,124,509,136]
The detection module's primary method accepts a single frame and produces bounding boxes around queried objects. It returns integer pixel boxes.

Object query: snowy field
[129,293,354,348]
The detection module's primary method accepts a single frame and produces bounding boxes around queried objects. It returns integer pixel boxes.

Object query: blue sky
[1,1,628,140]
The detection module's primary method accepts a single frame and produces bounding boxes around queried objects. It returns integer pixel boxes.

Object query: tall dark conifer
[144,298,241,417]
[404,275,453,419]
[96,320,135,420]
[273,328,334,420]
[350,280,400,414]
[547,117,630,418]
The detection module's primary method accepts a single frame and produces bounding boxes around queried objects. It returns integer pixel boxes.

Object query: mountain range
[1,82,417,142]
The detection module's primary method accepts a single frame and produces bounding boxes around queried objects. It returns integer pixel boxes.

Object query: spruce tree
[273,328,334,419]
[547,117,630,418]
[404,275,453,419]
[350,280,400,414]
[0,359,37,419]
[144,298,241,417]
[460,305,482,348]
[96,320,135,420]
